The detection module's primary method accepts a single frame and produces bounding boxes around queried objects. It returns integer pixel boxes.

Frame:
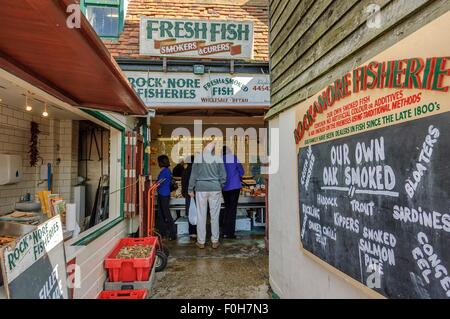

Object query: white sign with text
[139,18,254,59]
[126,71,270,108]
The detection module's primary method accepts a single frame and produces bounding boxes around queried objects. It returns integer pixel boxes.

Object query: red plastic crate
[98,290,148,299]
[104,237,157,282]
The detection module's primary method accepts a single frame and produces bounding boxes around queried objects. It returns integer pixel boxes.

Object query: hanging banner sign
[125,71,270,108]
[140,18,254,59]
[295,13,450,299]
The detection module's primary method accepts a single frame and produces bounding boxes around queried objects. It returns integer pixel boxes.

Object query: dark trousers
[222,189,240,237]
[185,197,196,235]
[157,195,177,239]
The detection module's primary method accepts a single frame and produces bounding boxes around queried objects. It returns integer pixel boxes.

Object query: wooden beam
[272,0,391,95]
[271,0,335,74]
[270,0,315,49]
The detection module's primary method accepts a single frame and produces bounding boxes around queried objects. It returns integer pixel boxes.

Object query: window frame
[81,0,124,40]
[70,109,126,246]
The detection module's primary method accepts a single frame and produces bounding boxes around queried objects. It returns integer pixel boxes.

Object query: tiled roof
[103,0,269,62]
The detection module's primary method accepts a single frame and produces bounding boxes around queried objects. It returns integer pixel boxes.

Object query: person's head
[157,155,170,168]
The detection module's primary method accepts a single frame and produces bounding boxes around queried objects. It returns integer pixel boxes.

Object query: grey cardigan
[188,154,226,192]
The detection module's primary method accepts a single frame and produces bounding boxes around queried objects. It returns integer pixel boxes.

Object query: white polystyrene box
[0,154,23,185]
[236,217,252,231]
[175,218,189,235]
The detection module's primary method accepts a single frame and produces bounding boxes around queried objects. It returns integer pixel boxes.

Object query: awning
[0,0,147,115]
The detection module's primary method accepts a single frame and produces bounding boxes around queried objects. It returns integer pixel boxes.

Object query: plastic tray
[104,237,157,282]
[97,290,148,299]
[104,261,156,296]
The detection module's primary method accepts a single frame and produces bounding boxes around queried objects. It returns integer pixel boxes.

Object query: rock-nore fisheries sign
[126,71,270,108]
[139,18,254,59]
[0,216,67,299]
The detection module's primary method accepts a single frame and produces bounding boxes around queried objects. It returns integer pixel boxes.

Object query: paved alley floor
[150,232,270,299]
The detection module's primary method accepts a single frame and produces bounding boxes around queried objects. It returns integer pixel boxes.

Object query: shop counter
[169,195,266,209]
[168,196,266,228]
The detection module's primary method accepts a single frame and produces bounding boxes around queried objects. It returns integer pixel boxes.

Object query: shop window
[83,0,122,38]
[70,117,123,242]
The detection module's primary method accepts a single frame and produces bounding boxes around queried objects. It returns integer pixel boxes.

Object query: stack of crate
[97,237,158,299]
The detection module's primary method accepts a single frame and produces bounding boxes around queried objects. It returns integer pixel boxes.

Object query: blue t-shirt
[157,167,172,196]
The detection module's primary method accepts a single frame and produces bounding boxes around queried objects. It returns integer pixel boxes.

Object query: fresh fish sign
[140,18,254,59]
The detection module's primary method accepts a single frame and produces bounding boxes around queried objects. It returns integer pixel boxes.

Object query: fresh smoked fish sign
[125,71,270,108]
[140,18,254,59]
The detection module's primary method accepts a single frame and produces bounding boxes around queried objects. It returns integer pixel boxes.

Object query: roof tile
[104,0,269,62]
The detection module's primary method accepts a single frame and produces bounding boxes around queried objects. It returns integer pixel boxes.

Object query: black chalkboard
[298,112,450,299]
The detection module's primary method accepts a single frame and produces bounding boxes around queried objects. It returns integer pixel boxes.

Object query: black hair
[158,155,170,168]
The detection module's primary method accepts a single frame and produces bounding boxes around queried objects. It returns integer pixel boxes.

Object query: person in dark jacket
[181,155,196,237]
[172,159,185,178]
[156,155,177,240]
[221,146,244,239]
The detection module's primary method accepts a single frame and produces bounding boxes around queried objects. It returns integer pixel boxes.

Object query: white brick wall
[0,105,79,214]
[0,105,51,213]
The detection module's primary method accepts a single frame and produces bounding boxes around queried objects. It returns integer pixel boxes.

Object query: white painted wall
[67,220,129,299]
[268,108,370,299]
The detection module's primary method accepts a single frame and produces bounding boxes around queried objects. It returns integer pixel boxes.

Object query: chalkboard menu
[299,112,450,299]
[0,216,68,299]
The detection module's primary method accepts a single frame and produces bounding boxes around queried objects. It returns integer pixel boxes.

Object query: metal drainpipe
[142,118,149,176]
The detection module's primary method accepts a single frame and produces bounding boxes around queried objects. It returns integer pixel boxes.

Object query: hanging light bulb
[42,102,49,117]
[25,95,32,111]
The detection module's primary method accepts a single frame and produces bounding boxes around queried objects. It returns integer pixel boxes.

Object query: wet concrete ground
[150,232,270,299]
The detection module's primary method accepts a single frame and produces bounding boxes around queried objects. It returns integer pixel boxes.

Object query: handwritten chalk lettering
[39,264,63,299]
[362,227,397,248]
[315,233,327,247]
[393,205,450,233]
[308,220,322,234]
[322,226,337,241]
[355,137,385,164]
[359,239,396,267]
[405,125,440,199]
[344,165,396,190]
[350,199,375,216]
[364,254,384,276]
[301,146,316,191]
[412,232,450,297]
[323,166,339,186]
[317,194,338,208]
[330,144,351,166]
[304,152,315,191]
[334,212,360,234]
[302,204,320,220]
[300,158,309,186]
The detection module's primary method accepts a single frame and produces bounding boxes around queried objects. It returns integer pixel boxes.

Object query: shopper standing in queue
[221,146,244,239]
[181,155,196,238]
[156,155,177,241]
[188,141,226,249]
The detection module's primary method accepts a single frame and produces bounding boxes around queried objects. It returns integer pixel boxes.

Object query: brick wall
[104,0,269,61]
[0,104,79,214]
